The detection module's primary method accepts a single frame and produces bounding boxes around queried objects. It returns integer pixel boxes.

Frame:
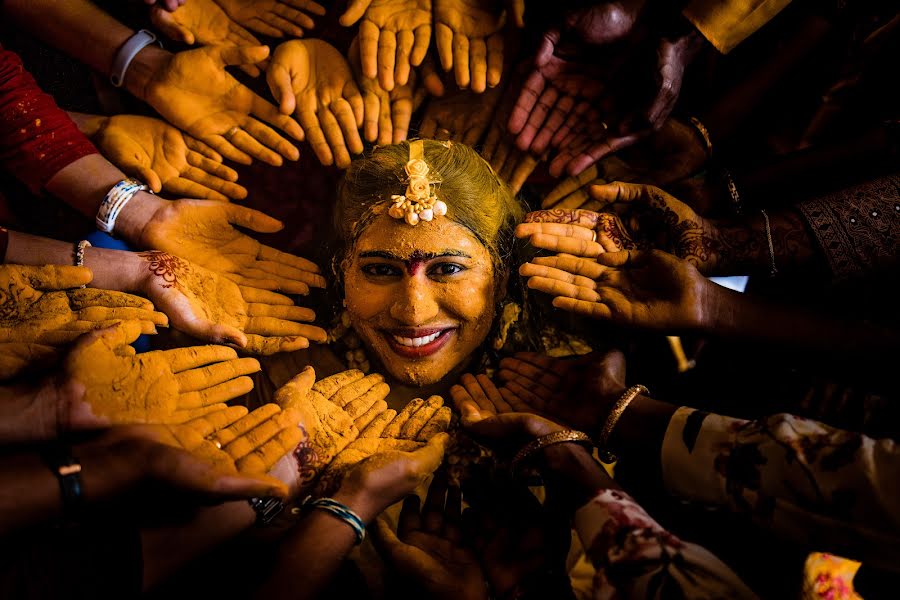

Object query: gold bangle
[510,429,592,473]
[688,116,713,158]
[596,384,648,463]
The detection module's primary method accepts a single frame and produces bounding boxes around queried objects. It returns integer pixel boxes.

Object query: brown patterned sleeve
[798,174,900,281]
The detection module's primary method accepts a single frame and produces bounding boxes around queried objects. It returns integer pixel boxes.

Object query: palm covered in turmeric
[0,265,166,345]
[61,321,262,430]
[136,199,326,295]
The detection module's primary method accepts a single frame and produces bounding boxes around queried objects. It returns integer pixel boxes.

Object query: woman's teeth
[392,331,442,347]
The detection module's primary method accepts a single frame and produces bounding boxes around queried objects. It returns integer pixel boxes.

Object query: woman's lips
[382,327,456,359]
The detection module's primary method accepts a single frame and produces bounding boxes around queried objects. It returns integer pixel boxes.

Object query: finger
[383,398,423,438]
[339,0,373,27]
[531,95,574,154]
[343,383,390,421]
[353,397,389,432]
[502,380,545,410]
[239,287,294,306]
[448,383,478,417]
[24,265,93,290]
[184,405,249,438]
[517,86,557,151]
[213,403,281,447]
[346,82,365,128]
[400,396,443,439]
[469,39,487,93]
[248,94,306,145]
[331,372,385,408]
[362,90,381,143]
[552,296,613,320]
[243,334,310,355]
[390,89,412,143]
[74,306,167,327]
[203,134,253,166]
[262,13,305,38]
[160,345,239,374]
[257,244,323,279]
[243,317,326,342]
[498,386,535,413]
[226,408,297,461]
[435,23,453,72]
[394,30,414,88]
[176,357,261,392]
[184,136,224,162]
[459,373,493,412]
[566,135,642,177]
[267,63,297,115]
[410,24,431,67]
[332,98,364,158]
[452,34,470,88]
[415,406,451,442]
[526,233,604,258]
[179,375,255,408]
[507,154,539,194]
[358,408,397,438]
[229,127,284,166]
[298,108,333,167]
[378,29,397,91]
[486,34,504,88]
[244,17,283,38]
[180,164,247,200]
[66,288,153,311]
[319,107,352,169]
[398,494,422,537]
[515,222,597,241]
[359,20,380,81]
[477,374,510,412]
[529,254,608,280]
[527,276,601,302]
[225,274,280,292]
[164,177,228,203]
[225,203,284,233]
[246,303,315,322]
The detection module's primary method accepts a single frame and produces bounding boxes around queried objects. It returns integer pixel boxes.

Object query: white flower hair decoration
[388,139,448,226]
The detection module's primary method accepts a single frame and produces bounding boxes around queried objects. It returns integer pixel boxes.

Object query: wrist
[67,112,107,137]
[81,247,148,293]
[113,191,167,246]
[331,485,381,524]
[123,45,171,102]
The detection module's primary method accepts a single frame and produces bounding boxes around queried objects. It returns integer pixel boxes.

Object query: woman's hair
[334,140,525,274]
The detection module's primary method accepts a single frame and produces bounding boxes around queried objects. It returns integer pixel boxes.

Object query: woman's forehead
[353,214,488,260]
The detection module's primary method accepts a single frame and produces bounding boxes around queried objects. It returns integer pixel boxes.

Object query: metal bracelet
[596,384,649,463]
[760,209,778,277]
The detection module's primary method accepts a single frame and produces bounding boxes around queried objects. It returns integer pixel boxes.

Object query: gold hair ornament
[388,139,447,226]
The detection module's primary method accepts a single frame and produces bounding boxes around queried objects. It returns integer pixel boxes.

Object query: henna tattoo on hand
[293,425,321,485]
[138,251,189,289]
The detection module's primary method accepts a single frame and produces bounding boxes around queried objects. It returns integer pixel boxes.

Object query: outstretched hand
[0,265,165,346]
[144,45,304,166]
[136,198,326,295]
[267,40,364,168]
[136,251,326,353]
[85,114,247,201]
[213,0,326,38]
[433,0,507,91]
[341,0,432,92]
[62,321,261,429]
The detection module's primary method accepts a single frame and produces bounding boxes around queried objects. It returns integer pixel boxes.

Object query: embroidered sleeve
[797,174,900,281]
[574,487,757,599]
[661,407,900,572]
[0,47,98,195]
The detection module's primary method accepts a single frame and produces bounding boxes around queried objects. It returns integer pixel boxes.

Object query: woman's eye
[362,264,401,277]
[429,263,466,277]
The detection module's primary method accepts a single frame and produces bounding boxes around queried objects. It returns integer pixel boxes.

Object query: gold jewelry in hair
[388,139,447,226]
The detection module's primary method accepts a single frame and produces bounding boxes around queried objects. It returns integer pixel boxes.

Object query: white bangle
[96,179,150,234]
[109,29,159,88]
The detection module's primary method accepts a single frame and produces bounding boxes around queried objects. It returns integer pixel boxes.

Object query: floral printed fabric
[574,488,757,599]
[661,407,900,572]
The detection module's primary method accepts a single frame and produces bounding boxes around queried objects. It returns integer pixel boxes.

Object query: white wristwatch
[109,29,160,88]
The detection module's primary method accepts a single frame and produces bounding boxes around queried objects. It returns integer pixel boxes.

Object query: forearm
[715,208,821,275]
[67,111,106,137]
[5,230,145,292]
[2,0,170,102]
[141,501,256,591]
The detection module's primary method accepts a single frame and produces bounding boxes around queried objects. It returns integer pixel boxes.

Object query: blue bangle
[301,496,366,544]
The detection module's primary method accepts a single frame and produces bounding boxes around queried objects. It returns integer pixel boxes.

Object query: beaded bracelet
[301,496,366,544]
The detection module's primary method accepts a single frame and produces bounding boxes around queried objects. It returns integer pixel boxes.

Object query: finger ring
[225,126,239,139]
[591,230,598,243]
[213,440,222,449]
[435,128,452,141]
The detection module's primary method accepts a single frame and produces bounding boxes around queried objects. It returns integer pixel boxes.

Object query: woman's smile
[382,326,457,358]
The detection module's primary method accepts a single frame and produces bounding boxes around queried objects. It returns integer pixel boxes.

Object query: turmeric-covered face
[344,214,496,386]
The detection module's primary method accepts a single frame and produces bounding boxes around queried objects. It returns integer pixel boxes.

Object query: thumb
[217,45,270,68]
[134,165,163,194]
[211,323,248,348]
[339,0,373,27]
[28,265,93,290]
[409,432,450,474]
[274,365,316,408]
[266,65,297,115]
[594,249,634,269]
[535,29,560,66]
[151,7,195,45]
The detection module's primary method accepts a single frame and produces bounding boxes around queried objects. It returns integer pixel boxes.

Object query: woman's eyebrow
[358,249,472,260]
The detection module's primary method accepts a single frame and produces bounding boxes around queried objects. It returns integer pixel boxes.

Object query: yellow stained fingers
[273,365,316,408]
[453,34,470,88]
[515,222,596,241]
[531,254,607,280]
[239,286,295,306]
[319,106,352,167]
[331,373,385,407]
[161,345,240,373]
[342,382,390,419]
[527,275,601,302]
[486,34,503,88]
[383,398,423,438]
[76,306,169,327]
[332,98,364,158]
[395,29,414,87]
[469,38,487,93]
[400,396,443,439]
[178,376,255,408]
[185,405,250,439]
[214,403,281,447]
[377,28,397,90]
[311,369,365,401]
[66,288,155,311]
[169,403,231,423]
[543,166,600,209]
[359,408,397,438]
[256,246,324,283]
[416,406,452,442]
[236,426,304,474]
[33,319,157,344]
[353,398,389,433]
[175,357,261,392]
[22,265,93,290]
[243,317,328,341]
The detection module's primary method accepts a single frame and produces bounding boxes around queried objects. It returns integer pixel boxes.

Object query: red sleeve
[0,46,98,195]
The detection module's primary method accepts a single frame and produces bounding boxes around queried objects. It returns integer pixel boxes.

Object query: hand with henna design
[135,251,326,354]
[0,265,166,346]
[516,208,636,256]
[61,321,264,429]
[519,249,714,331]
[136,199,326,295]
[77,113,248,201]
[340,0,432,92]
[212,0,326,38]
[267,39,364,168]
[150,0,265,77]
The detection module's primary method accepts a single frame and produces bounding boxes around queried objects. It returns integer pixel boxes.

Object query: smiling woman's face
[343,213,497,386]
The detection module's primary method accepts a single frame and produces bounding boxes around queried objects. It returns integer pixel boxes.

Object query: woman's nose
[389,275,440,324]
